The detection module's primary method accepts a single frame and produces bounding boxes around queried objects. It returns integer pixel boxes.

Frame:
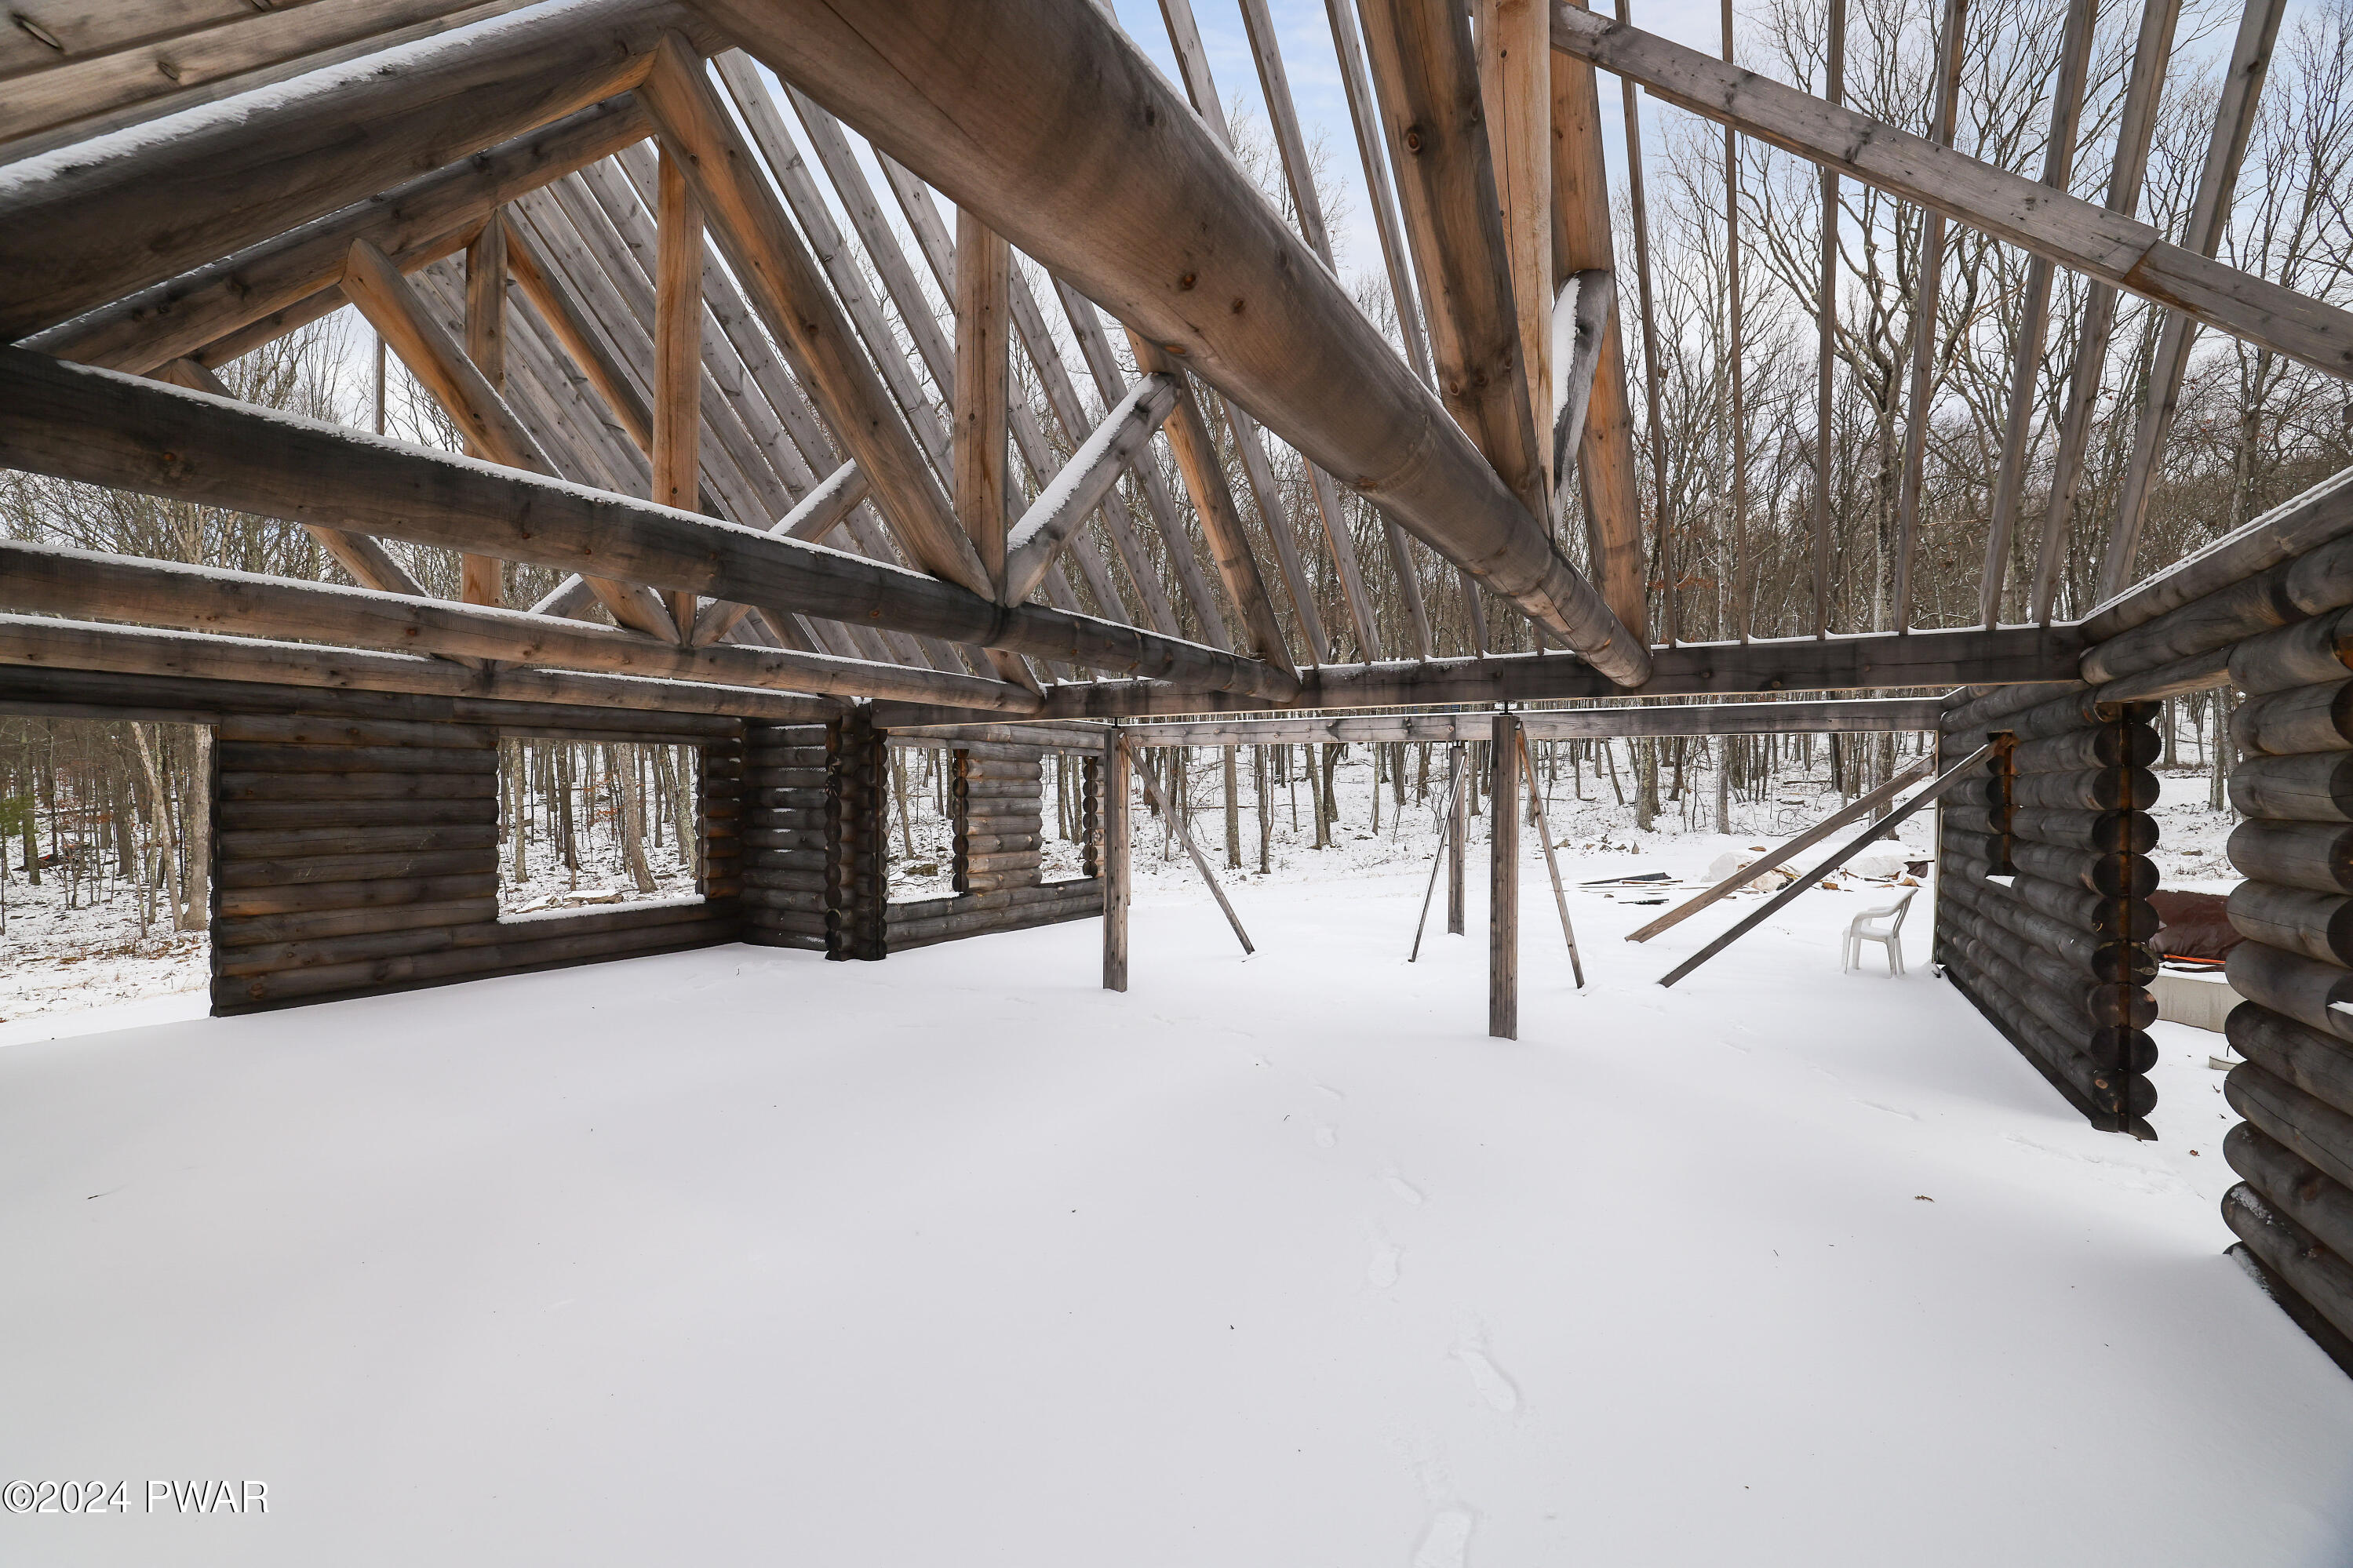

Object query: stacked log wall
[2219,601,2353,1377]
[741,722,829,952]
[1935,682,2161,1137]
[885,738,1102,952]
[826,708,889,961]
[953,742,1046,895]
[212,711,745,1013]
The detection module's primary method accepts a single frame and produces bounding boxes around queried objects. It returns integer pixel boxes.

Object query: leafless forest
[5,0,2343,955]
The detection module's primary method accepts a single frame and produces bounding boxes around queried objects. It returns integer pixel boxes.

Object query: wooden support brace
[1658,744,1991,988]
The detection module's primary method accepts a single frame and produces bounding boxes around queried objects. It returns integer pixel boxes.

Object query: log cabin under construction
[5,0,2353,1552]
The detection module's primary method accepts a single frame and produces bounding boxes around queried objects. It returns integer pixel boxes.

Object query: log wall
[828,708,890,962]
[211,710,745,1013]
[2219,599,2353,1377]
[741,721,829,953]
[1934,683,2161,1137]
[884,737,1102,952]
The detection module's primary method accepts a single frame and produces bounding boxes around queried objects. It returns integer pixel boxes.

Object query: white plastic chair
[1843,887,1918,975]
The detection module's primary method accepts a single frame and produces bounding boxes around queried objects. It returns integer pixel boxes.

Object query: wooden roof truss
[0,0,2345,723]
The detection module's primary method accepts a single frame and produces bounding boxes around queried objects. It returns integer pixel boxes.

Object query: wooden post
[954,208,1013,598]
[1103,728,1130,991]
[1491,711,1522,1039]
[654,142,703,638]
[464,214,508,393]
[1448,740,1468,935]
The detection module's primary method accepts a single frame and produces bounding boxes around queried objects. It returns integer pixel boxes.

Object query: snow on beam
[1009,627,2085,720]
[0,540,1041,712]
[0,346,1299,704]
[1119,699,1947,749]
[0,0,727,343]
[0,615,842,722]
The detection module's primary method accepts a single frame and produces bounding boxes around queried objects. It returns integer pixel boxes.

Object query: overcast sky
[1098,0,1739,301]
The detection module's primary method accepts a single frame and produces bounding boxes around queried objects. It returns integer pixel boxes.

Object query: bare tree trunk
[1255,744,1270,873]
[129,723,183,928]
[1223,747,1241,869]
[179,726,210,930]
[611,745,657,894]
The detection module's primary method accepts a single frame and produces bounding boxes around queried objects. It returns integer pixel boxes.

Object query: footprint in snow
[1451,1344,1521,1413]
[1413,1506,1475,1568]
[1368,1237,1402,1288]
[1386,1175,1426,1206]
[1314,1122,1338,1149]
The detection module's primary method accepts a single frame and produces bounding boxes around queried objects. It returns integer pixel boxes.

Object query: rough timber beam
[1120,698,1947,748]
[0,0,727,343]
[23,95,651,377]
[1003,625,2082,720]
[693,0,1648,685]
[0,540,1039,711]
[1548,3,1649,643]
[1549,3,2353,380]
[0,616,840,723]
[1354,0,1549,528]
[0,0,540,158]
[0,347,1299,704]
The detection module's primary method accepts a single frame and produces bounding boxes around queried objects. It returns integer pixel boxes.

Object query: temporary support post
[1448,740,1468,935]
[1125,735,1253,955]
[1409,760,1469,962]
[1518,729,1584,988]
[1625,756,1934,943]
[1492,711,1522,1039]
[1659,744,1992,988]
[1102,726,1130,991]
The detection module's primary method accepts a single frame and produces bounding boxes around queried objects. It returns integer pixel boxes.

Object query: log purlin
[0,346,1299,706]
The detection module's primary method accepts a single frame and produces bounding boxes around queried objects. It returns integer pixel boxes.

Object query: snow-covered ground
[2,828,2345,1565]
[0,748,2251,1027]
[0,869,206,1028]
[499,833,698,915]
